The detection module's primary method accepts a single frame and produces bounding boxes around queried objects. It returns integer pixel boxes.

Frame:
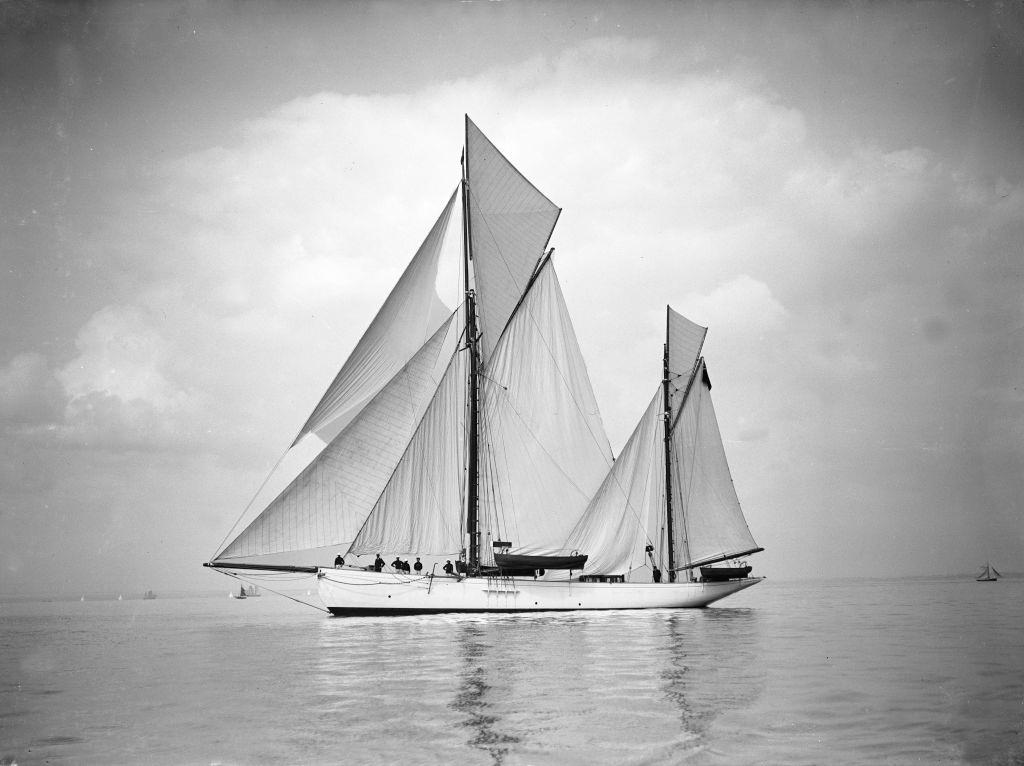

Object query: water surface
[1,576,1021,764]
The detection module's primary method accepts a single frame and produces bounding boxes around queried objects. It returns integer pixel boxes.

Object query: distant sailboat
[143,590,157,600]
[976,562,1001,582]
[205,116,763,614]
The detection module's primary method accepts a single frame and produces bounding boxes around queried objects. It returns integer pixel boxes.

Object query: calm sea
[1,576,1021,765]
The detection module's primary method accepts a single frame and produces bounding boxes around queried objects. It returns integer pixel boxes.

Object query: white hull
[317,568,761,615]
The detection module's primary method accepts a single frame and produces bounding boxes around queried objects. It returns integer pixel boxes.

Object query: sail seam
[346,317,467,555]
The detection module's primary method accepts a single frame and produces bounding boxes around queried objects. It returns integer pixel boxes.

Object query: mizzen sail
[668,359,760,568]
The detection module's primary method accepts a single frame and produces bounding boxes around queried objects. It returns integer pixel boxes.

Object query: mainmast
[662,309,677,583]
[462,116,481,575]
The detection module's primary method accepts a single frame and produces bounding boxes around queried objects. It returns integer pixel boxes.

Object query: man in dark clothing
[391,557,402,571]
[334,554,344,568]
[413,557,423,573]
[374,554,385,572]
[443,560,454,575]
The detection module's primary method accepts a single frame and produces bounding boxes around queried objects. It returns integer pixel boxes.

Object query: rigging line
[484,406,519,548]
[211,447,291,560]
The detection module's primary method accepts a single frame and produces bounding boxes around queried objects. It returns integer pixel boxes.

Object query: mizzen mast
[662,309,680,582]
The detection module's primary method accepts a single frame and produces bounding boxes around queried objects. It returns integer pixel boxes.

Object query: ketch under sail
[206,116,764,614]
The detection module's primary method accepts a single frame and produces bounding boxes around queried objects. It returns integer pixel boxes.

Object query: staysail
[563,389,665,574]
[346,347,467,556]
[216,312,460,560]
[295,190,458,444]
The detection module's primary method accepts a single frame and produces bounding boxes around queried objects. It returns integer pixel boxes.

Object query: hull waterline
[317,568,761,615]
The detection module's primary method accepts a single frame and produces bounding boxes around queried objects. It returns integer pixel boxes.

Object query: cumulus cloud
[54,305,201,448]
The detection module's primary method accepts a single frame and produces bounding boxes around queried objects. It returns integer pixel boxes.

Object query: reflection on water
[449,623,519,766]
[659,607,765,751]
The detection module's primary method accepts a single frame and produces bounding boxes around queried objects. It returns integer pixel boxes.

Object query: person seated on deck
[413,557,423,573]
[443,560,454,575]
[374,554,385,572]
[334,554,344,569]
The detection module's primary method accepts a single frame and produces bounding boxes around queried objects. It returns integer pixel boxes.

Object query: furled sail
[215,312,460,560]
[465,117,561,361]
[563,389,664,575]
[477,256,614,557]
[295,190,457,444]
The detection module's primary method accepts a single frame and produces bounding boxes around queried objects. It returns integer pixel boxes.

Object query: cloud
[54,305,201,449]
[678,275,787,337]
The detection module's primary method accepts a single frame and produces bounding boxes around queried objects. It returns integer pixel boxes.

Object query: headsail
[296,190,458,444]
[347,347,467,556]
[215,312,460,560]
[465,117,561,361]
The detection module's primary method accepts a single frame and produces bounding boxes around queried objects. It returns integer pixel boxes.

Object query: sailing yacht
[205,116,763,614]
[976,562,1000,582]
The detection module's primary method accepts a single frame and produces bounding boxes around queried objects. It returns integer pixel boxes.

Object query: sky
[2,0,1023,596]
